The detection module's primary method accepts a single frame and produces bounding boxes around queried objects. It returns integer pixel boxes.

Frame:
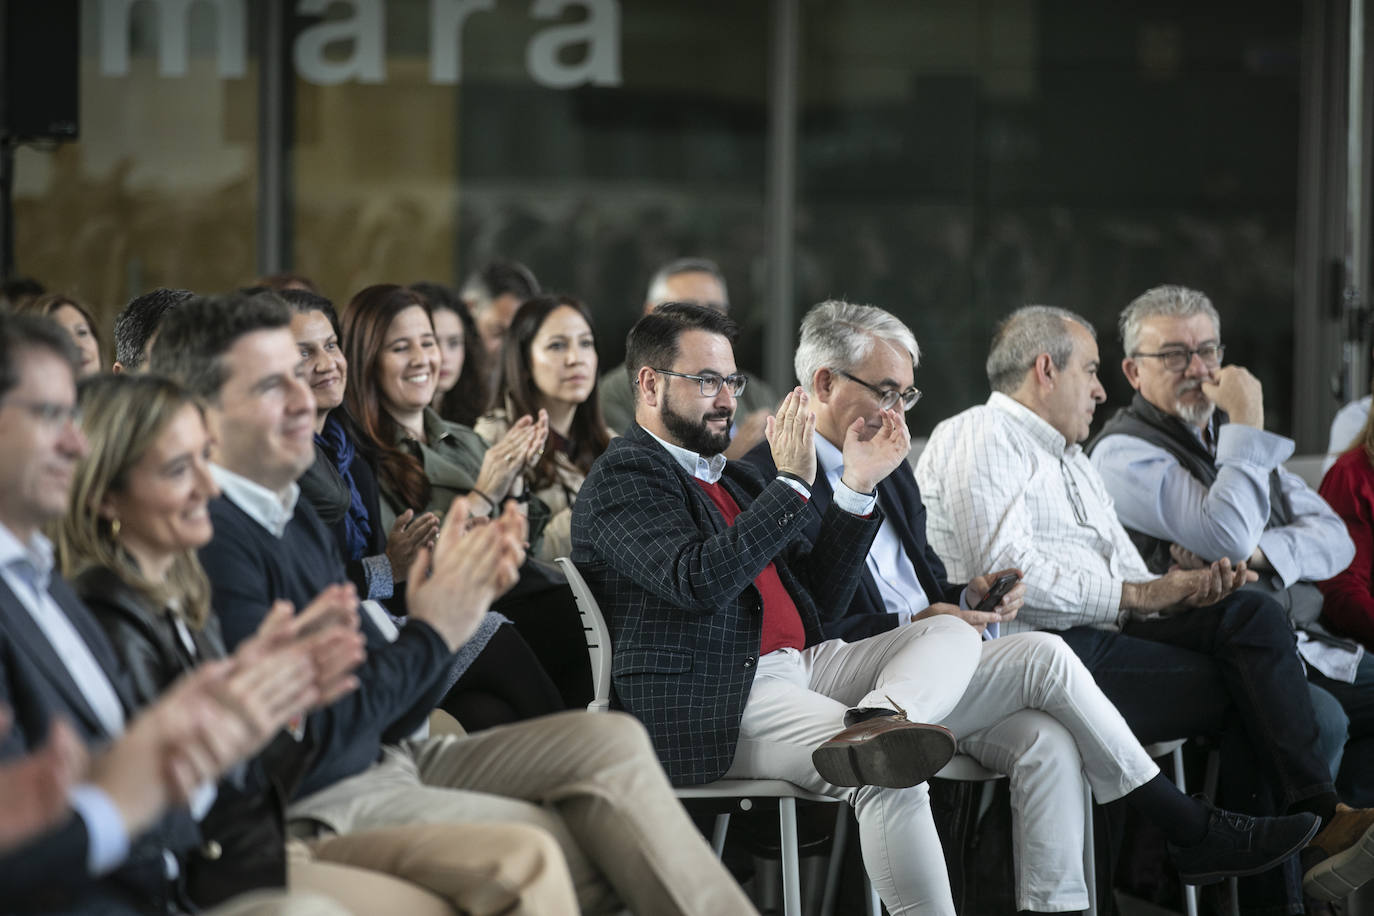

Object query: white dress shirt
[916,392,1153,634]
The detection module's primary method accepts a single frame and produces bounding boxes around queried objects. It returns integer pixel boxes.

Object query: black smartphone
[974,572,1020,612]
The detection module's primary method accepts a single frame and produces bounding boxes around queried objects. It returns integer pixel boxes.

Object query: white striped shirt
[915,392,1153,633]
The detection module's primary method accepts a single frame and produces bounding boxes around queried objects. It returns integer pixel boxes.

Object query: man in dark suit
[575,301,1325,916]
[0,313,338,914]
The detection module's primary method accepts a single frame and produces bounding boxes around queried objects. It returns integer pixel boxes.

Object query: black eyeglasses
[1130,344,1224,372]
[653,368,748,398]
[837,370,922,411]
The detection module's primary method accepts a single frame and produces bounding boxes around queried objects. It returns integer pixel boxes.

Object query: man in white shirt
[916,304,1374,907]
[1088,284,1371,807]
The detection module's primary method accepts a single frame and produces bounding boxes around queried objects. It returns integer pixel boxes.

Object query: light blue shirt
[1090,421,1354,588]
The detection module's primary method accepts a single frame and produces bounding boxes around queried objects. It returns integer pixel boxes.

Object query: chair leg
[1083,776,1098,916]
[819,806,848,916]
[1173,746,1200,916]
[779,797,802,916]
[711,812,731,858]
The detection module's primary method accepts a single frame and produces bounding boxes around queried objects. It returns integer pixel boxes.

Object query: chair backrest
[555,556,613,712]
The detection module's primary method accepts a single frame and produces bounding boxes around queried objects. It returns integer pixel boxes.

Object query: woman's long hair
[18,292,103,366]
[496,295,612,487]
[341,283,432,512]
[56,374,212,628]
[410,281,490,427]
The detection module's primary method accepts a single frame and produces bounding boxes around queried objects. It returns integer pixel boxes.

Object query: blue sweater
[200,497,455,797]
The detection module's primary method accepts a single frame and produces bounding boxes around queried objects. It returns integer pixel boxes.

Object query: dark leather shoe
[811,716,956,789]
[1304,804,1374,901]
[1169,798,1319,886]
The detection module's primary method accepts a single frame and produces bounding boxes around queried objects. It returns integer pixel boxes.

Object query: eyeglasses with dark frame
[652,368,748,398]
[836,370,922,411]
[1130,344,1225,373]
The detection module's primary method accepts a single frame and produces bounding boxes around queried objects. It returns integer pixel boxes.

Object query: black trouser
[440,623,565,731]
[1058,590,1334,916]
[494,570,594,711]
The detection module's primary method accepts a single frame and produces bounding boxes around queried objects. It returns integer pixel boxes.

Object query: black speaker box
[2,0,79,141]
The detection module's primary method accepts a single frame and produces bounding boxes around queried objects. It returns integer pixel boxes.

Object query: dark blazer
[0,569,200,913]
[570,424,881,786]
[743,440,966,641]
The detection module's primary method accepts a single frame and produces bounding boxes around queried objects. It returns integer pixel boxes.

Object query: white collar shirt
[916,392,1153,633]
[211,464,300,538]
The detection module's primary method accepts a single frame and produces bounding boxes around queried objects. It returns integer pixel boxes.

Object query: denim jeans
[1311,649,1374,806]
[1057,589,1335,916]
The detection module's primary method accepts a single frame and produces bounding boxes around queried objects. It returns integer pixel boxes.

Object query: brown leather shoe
[811,716,956,789]
[1304,804,1374,901]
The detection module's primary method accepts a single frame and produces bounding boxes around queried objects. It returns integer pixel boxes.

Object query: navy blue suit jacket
[0,571,200,912]
[571,425,881,786]
[742,440,965,641]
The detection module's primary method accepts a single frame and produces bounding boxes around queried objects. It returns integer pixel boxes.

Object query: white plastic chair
[556,555,862,916]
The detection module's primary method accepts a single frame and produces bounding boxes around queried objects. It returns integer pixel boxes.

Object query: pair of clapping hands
[385,411,549,579]
[0,592,359,855]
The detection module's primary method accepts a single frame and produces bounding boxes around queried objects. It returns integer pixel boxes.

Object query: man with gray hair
[916,304,1374,907]
[1089,284,1372,808]
[597,257,777,456]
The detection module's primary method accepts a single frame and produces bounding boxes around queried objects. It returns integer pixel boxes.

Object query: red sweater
[1318,448,1374,649]
[694,479,806,655]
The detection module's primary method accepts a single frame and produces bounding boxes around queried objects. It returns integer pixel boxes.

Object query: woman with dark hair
[476,295,613,561]
[18,292,102,376]
[411,281,490,428]
[343,283,593,709]
[282,286,564,729]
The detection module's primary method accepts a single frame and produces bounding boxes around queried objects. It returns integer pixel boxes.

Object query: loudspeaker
[2,0,79,141]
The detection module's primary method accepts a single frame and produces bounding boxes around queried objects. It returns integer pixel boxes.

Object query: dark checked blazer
[0,571,201,912]
[570,424,882,786]
[743,440,966,642]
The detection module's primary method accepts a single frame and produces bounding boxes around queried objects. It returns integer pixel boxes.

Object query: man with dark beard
[1087,285,1374,812]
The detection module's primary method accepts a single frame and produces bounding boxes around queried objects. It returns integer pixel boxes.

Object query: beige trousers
[293,823,577,916]
[288,710,756,916]
[205,890,353,916]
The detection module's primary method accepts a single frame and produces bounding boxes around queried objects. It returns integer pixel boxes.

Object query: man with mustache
[1088,285,1374,811]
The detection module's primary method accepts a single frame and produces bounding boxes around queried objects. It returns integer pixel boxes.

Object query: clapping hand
[765,388,817,486]
[840,407,910,495]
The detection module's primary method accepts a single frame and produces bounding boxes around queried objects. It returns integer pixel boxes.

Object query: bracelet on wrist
[468,487,498,517]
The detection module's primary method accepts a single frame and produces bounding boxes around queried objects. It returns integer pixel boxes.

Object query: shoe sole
[1178,815,1320,886]
[811,724,956,789]
[1305,818,1374,901]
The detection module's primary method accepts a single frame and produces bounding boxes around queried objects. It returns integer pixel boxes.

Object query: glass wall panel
[288,0,769,373]
[796,0,1303,437]
[14,0,261,342]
